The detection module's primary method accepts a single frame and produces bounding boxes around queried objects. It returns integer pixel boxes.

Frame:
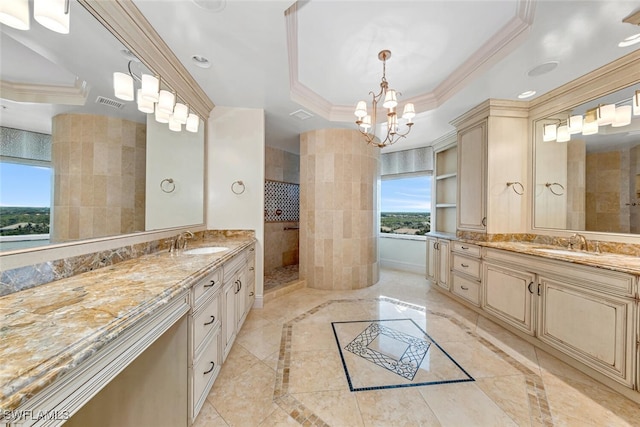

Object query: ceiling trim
[285,0,536,123]
[78,0,215,119]
[0,79,88,105]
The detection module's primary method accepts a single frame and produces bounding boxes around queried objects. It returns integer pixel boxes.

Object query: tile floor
[194,269,640,427]
[264,264,299,293]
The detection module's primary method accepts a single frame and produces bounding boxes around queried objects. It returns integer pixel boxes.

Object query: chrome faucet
[170,230,194,253]
[568,233,588,251]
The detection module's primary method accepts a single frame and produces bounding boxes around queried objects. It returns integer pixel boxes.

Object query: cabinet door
[437,239,450,290]
[482,262,535,335]
[457,121,487,231]
[236,270,248,331]
[538,276,635,387]
[222,279,237,361]
[426,237,437,282]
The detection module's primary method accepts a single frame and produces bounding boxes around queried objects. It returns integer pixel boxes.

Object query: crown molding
[0,79,88,105]
[78,0,214,119]
[285,0,536,124]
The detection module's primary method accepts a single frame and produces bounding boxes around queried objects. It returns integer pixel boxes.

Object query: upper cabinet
[432,135,458,234]
[452,99,529,234]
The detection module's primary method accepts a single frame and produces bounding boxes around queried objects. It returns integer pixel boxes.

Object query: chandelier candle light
[354,50,415,148]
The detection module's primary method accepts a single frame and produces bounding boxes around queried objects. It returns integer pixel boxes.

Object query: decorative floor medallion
[332,318,474,391]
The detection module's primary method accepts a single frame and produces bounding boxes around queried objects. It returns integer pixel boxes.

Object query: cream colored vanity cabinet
[482,257,536,336]
[450,242,482,306]
[426,236,450,290]
[483,248,637,389]
[451,100,528,234]
[189,268,222,424]
[222,247,254,361]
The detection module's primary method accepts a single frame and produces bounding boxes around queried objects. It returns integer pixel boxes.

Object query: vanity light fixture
[141,74,160,103]
[542,124,557,142]
[155,108,170,124]
[567,114,583,134]
[596,103,616,125]
[34,0,70,34]
[354,50,415,148]
[173,102,189,124]
[0,0,30,30]
[186,113,200,133]
[136,89,155,114]
[612,105,632,127]
[113,72,134,101]
[168,115,182,132]
[157,90,175,115]
[634,90,640,116]
[582,109,599,135]
[556,124,570,142]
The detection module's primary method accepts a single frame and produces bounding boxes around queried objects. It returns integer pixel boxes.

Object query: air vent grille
[289,109,314,121]
[95,96,125,109]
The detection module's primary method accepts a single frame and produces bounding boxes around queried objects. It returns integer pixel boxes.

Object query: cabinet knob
[204,362,215,375]
[204,315,215,326]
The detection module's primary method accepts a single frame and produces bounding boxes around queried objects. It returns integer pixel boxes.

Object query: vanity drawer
[452,254,481,280]
[193,292,221,357]
[193,268,221,308]
[192,327,221,413]
[223,249,248,281]
[451,242,481,257]
[452,273,480,306]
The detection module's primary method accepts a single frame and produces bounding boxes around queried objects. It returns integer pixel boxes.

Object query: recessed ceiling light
[527,61,559,77]
[618,33,640,47]
[192,55,211,69]
[192,0,226,12]
[517,90,536,99]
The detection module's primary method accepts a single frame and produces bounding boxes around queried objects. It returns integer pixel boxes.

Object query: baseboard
[380,259,425,275]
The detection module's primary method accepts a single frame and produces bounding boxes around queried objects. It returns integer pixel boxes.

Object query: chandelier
[354,50,415,148]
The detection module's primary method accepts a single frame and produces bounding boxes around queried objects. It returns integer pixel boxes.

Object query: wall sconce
[543,124,557,142]
[556,124,570,142]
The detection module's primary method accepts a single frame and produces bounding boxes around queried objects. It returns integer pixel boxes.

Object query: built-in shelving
[432,140,457,234]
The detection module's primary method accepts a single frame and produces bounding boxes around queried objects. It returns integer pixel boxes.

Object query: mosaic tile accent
[274,297,555,427]
[264,180,300,222]
[342,321,431,381]
[0,126,51,161]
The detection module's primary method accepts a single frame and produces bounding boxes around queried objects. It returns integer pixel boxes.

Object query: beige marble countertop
[467,240,640,276]
[0,234,255,412]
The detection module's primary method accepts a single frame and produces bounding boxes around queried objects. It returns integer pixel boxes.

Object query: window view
[0,162,52,250]
[380,174,432,236]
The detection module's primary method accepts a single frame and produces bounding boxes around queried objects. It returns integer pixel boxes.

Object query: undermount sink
[534,248,594,257]
[183,246,229,255]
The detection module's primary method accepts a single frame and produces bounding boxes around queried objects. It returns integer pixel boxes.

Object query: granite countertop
[0,234,255,412]
[466,240,640,276]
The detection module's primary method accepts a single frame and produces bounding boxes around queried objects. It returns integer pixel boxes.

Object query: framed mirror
[0,0,207,253]
[533,84,640,235]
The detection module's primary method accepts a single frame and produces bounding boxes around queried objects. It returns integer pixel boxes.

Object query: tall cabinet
[451,99,529,234]
[432,135,458,234]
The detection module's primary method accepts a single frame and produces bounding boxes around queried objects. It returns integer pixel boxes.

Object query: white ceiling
[1,0,639,152]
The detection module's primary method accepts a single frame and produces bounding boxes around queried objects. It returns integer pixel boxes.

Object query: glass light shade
[155,108,170,124]
[0,0,30,30]
[141,74,159,103]
[157,90,175,115]
[596,104,615,125]
[186,113,200,133]
[582,120,599,135]
[113,72,134,101]
[634,91,640,116]
[611,105,632,127]
[354,101,367,118]
[173,103,189,124]
[34,0,69,34]
[136,89,155,114]
[556,125,570,142]
[567,115,583,134]
[383,90,398,109]
[359,115,371,131]
[402,103,416,121]
[169,116,182,132]
[542,124,557,142]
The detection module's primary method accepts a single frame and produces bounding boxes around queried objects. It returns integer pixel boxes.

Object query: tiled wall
[264,146,300,273]
[586,150,626,233]
[51,114,146,242]
[299,129,380,290]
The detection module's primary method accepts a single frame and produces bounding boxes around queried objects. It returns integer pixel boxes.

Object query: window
[380,174,432,236]
[0,162,52,250]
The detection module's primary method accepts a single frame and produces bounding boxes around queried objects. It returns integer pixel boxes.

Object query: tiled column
[299,129,380,290]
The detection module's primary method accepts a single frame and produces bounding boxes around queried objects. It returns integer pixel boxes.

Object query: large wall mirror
[533,84,640,235]
[0,0,207,253]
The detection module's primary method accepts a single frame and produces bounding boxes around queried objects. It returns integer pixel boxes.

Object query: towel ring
[160,178,175,193]
[545,182,565,196]
[231,180,245,195]
[506,182,524,195]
